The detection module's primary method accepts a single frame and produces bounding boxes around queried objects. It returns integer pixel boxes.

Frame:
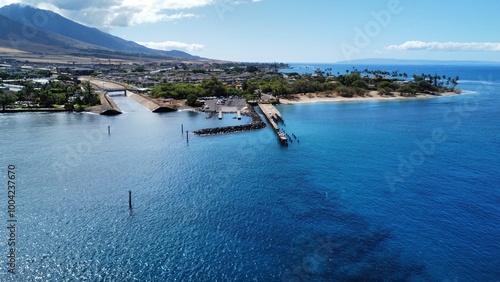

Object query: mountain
[0,3,199,59]
[0,14,104,52]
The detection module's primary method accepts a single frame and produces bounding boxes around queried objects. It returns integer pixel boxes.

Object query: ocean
[0,64,499,281]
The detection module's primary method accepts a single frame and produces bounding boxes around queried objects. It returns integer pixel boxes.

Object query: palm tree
[451,77,459,89]
[433,73,439,87]
[82,81,98,105]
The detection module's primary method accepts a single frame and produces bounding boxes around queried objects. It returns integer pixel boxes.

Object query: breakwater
[193,122,266,135]
[127,92,176,113]
[194,104,266,135]
[99,93,122,115]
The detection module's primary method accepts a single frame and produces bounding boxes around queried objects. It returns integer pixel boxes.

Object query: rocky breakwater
[194,104,266,135]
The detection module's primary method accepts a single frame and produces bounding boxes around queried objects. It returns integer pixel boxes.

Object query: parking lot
[202,98,247,112]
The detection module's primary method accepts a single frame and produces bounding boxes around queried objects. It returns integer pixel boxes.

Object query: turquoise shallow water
[0,65,499,281]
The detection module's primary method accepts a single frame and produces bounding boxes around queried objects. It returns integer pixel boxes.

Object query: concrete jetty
[127,92,176,113]
[85,78,173,114]
[99,93,122,115]
[258,103,288,145]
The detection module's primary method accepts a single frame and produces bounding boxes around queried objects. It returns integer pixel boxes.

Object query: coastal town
[0,58,460,144]
[0,59,285,110]
[0,58,460,111]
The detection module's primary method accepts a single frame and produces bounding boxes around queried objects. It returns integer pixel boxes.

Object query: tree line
[150,67,459,106]
[0,77,99,110]
[151,76,248,106]
[243,68,459,98]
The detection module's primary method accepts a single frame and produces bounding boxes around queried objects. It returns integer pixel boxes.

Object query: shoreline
[279,91,461,105]
[0,108,71,113]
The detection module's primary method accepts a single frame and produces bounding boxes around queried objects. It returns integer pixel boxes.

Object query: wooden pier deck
[258,103,288,145]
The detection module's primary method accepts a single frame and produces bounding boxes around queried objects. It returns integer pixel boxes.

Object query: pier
[258,103,288,145]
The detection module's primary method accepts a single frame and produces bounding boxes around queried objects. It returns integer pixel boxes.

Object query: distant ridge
[0,14,103,51]
[0,3,199,59]
[335,58,500,66]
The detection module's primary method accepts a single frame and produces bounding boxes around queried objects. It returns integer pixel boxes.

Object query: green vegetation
[151,82,202,100]
[186,94,198,106]
[80,81,100,106]
[201,76,226,97]
[0,69,56,81]
[244,68,459,98]
[151,76,247,102]
[149,67,458,107]
[1,79,100,110]
[0,89,16,110]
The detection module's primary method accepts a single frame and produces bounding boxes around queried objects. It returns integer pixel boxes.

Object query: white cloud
[386,41,500,52]
[0,0,258,28]
[0,0,215,11]
[138,41,205,53]
[0,0,19,5]
[122,0,215,10]
[69,0,214,28]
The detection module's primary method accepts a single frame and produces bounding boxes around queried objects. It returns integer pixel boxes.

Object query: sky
[1,0,500,63]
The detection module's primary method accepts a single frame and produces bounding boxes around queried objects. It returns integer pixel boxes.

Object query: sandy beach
[279,91,460,105]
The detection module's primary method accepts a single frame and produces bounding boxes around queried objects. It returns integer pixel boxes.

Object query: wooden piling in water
[108,126,110,134]
[129,190,132,209]
[186,131,189,142]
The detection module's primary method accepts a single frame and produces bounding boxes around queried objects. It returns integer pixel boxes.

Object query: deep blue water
[282,63,500,84]
[0,65,499,281]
